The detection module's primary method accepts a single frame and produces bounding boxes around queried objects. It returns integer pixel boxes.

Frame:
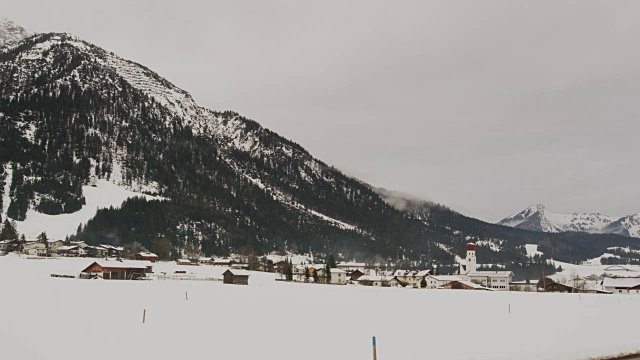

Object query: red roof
[466,243,476,251]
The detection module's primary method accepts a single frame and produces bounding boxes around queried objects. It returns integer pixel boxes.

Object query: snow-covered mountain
[498,204,640,238]
[0,17,31,48]
[1,18,637,267]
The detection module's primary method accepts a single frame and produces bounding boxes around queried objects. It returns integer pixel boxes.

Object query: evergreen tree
[285,260,293,281]
[0,219,18,241]
[327,254,337,268]
[304,267,310,283]
[420,278,427,288]
[37,231,49,252]
[325,263,331,283]
[312,268,319,283]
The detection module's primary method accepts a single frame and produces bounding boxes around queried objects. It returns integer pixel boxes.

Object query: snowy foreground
[1,255,639,360]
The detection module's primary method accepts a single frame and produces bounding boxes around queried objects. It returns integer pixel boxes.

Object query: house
[337,262,367,272]
[57,242,89,257]
[80,260,153,280]
[441,280,492,291]
[394,269,432,288]
[99,244,124,257]
[47,240,65,253]
[357,275,399,287]
[537,277,576,293]
[176,259,192,266]
[424,275,463,289]
[135,252,158,262]
[349,269,365,282]
[222,269,250,285]
[509,280,537,292]
[329,268,347,284]
[0,240,15,253]
[602,277,640,294]
[213,258,237,267]
[22,241,47,256]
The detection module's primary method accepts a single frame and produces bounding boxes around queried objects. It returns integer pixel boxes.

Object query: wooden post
[508,304,511,314]
[143,309,146,324]
[185,291,188,300]
[372,336,377,360]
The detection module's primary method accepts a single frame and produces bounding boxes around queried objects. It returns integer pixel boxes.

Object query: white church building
[457,243,514,291]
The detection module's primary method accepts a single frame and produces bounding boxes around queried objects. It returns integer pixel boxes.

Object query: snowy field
[1,255,639,360]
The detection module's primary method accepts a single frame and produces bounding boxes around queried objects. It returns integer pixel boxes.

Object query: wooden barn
[222,269,250,285]
[135,252,158,262]
[80,261,153,280]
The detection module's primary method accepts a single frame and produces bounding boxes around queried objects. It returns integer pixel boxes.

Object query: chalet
[57,243,88,257]
[222,269,250,285]
[441,280,492,291]
[23,241,47,256]
[337,262,367,272]
[357,275,399,287]
[349,269,365,282]
[80,261,153,280]
[213,258,237,267]
[537,277,576,293]
[602,277,640,294]
[424,275,463,289]
[47,240,65,253]
[135,252,158,262]
[99,244,124,257]
[0,240,15,252]
[394,269,432,288]
[509,280,537,292]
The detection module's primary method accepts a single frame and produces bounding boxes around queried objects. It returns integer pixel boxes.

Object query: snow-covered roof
[602,277,640,289]
[467,271,514,277]
[358,275,396,282]
[442,280,492,290]
[428,275,462,282]
[330,268,346,274]
[137,252,158,257]
[337,262,366,268]
[85,260,153,270]
[223,269,250,276]
[177,259,191,264]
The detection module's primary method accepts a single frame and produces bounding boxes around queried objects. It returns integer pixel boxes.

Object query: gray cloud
[4,0,640,221]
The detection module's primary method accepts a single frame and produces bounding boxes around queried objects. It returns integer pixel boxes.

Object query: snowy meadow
[0,255,638,360]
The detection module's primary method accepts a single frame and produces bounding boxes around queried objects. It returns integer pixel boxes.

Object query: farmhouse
[135,252,158,262]
[23,241,47,256]
[213,258,237,267]
[394,269,432,288]
[349,269,365,281]
[223,269,250,285]
[80,261,154,280]
[602,277,640,294]
[47,240,65,253]
[357,275,398,287]
[441,280,492,291]
[0,240,15,252]
[424,275,463,289]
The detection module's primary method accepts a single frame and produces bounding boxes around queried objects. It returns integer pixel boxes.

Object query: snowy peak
[498,205,639,238]
[0,18,32,48]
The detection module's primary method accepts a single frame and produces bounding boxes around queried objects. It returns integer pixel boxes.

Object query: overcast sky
[4,1,640,222]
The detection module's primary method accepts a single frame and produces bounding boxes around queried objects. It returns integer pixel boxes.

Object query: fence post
[143,309,146,324]
[372,336,377,360]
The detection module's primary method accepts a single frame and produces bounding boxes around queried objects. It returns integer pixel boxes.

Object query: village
[2,237,638,294]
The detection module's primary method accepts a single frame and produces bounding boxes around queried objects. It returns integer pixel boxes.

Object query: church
[456,243,514,291]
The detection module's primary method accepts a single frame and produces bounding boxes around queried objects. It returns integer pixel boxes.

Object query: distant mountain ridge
[498,204,640,238]
[0,18,31,48]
